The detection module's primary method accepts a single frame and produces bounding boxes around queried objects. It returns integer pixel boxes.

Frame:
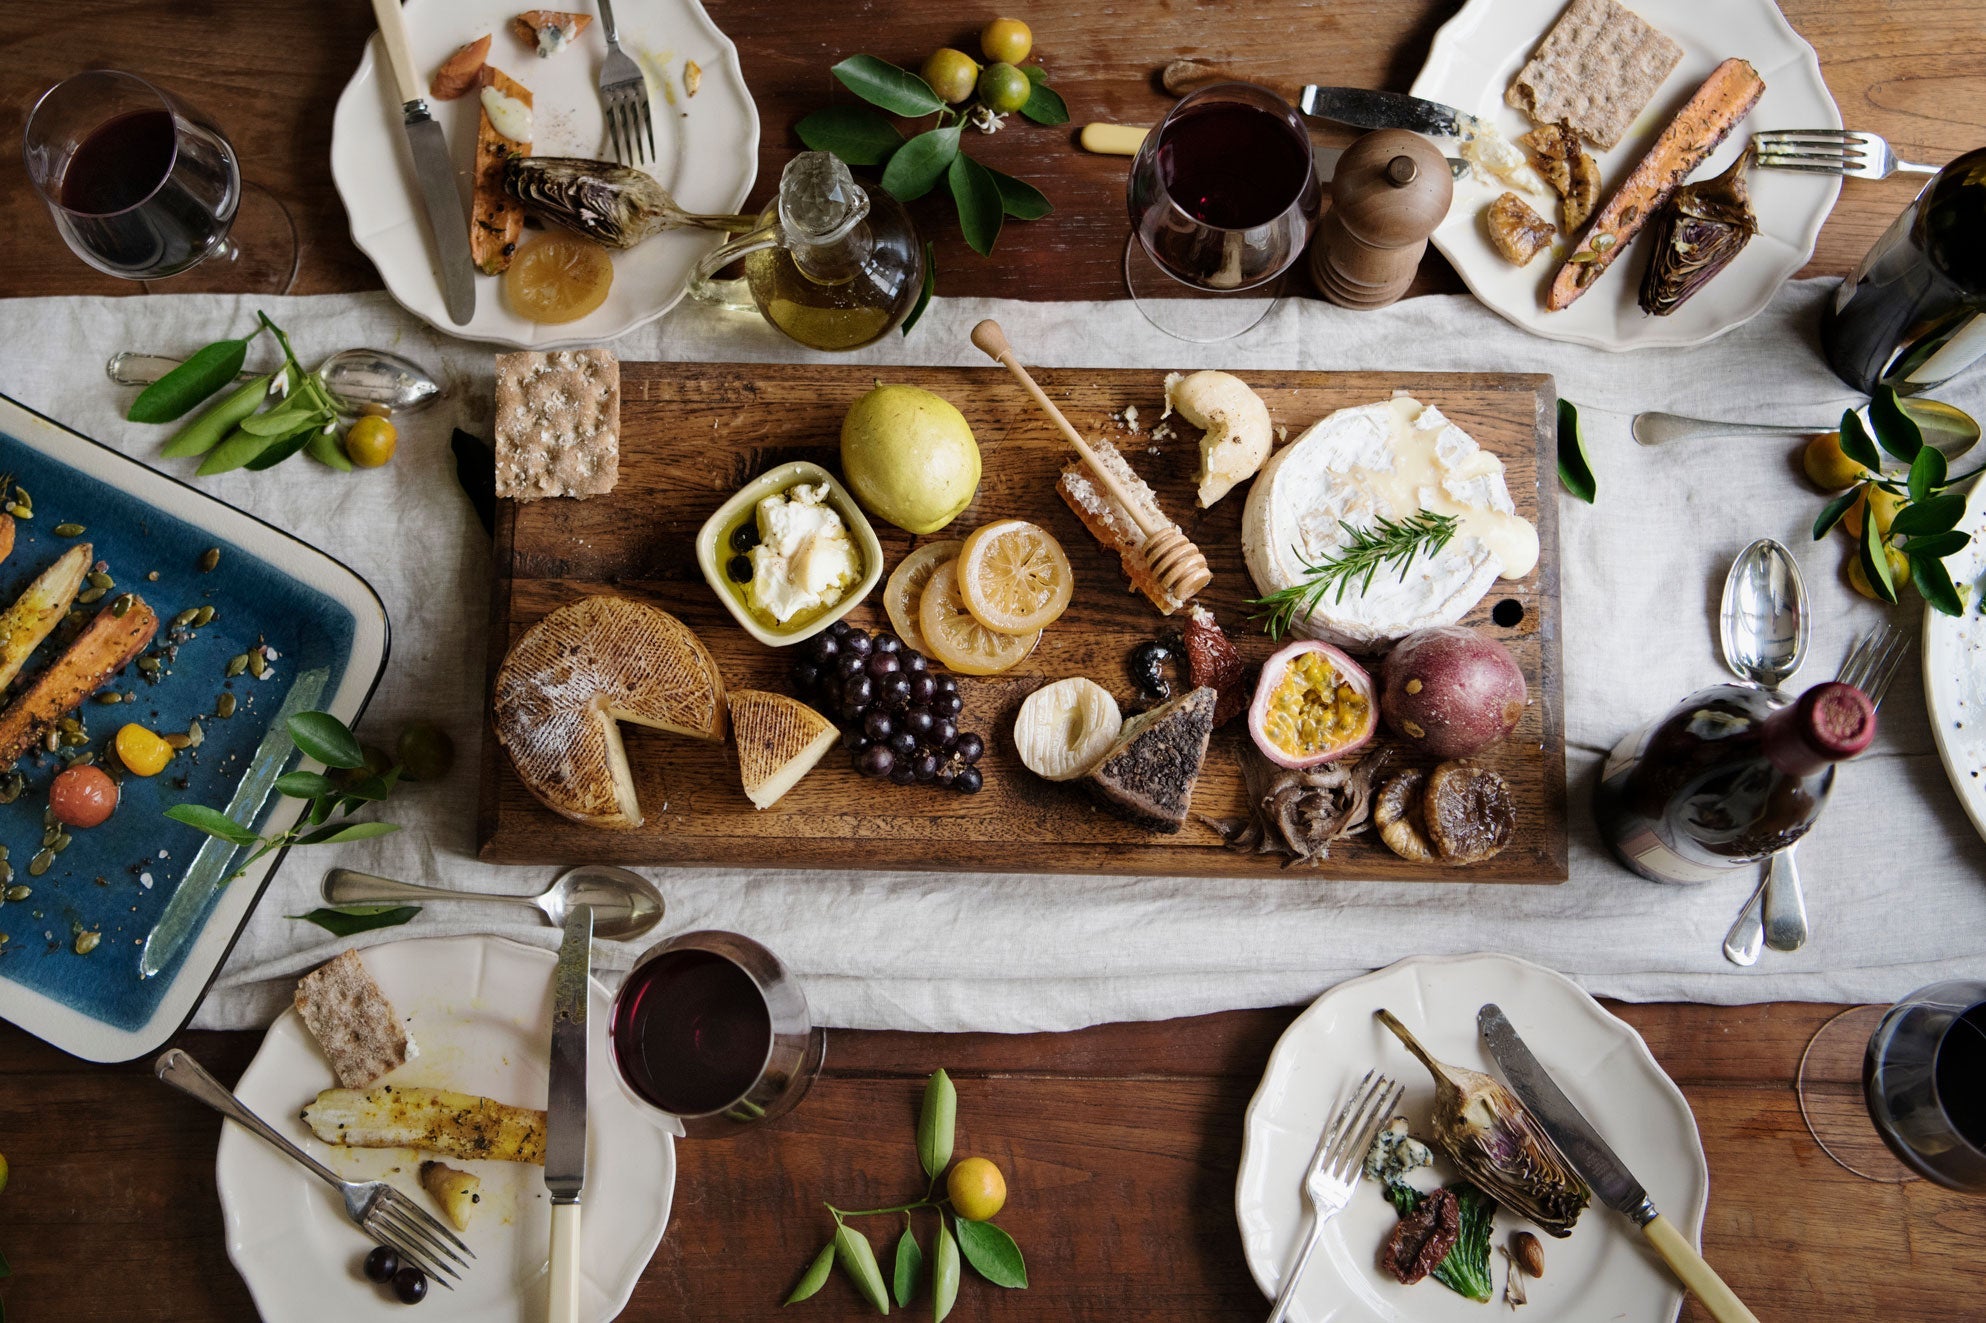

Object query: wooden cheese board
[477,363,1568,881]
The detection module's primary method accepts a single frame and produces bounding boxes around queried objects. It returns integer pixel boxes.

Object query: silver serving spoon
[1717,538,1811,966]
[322,864,664,941]
[106,347,442,417]
[1633,396,1980,464]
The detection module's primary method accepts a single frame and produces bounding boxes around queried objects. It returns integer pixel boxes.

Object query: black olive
[1129,640,1173,699]
[729,521,761,553]
[726,553,752,583]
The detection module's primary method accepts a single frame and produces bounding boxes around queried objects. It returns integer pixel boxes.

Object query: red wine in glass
[1864,982,1986,1190]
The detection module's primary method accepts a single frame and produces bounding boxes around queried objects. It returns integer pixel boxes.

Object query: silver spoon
[106,347,442,417]
[322,864,664,941]
[1633,396,1979,463]
[1717,538,1811,966]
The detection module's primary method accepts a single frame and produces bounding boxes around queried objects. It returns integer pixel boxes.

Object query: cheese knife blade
[1298,86,1479,138]
[545,904,591,1323]
[1477,1004,1761,1323]
[369,0,477,325]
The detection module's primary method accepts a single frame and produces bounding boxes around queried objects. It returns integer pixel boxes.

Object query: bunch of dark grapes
[791,622,985,794]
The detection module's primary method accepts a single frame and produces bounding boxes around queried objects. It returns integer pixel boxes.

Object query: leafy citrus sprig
[1811,387,1976,615]
[1249,511,1461,640]
[164,711,401,883]
[785,1070,1026,1317]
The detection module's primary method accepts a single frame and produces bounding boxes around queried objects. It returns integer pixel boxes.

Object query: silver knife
[1299,86,1482,139]
[369,0,476,325]
[546,905,592,1323]
[1477,1005,1761,1323]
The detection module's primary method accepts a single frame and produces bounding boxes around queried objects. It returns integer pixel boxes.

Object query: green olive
[396,721,456,782]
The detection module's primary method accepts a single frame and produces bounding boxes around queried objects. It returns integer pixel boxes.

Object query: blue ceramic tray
[0,394,388,1061]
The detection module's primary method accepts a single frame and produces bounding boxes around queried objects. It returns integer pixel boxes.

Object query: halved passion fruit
[1247,639,1377,769]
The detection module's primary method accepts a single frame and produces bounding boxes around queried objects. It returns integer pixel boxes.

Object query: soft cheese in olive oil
[724,483,861,628]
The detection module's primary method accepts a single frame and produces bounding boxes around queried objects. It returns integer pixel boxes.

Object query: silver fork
[155,1049,474,1287]
[1724,623,1908,964]
[1752,130,1939,180]
[1266,1069,1402,1323]
[595,0,655,165]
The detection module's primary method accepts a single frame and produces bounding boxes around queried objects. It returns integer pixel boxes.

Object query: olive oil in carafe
[743,235,917,351]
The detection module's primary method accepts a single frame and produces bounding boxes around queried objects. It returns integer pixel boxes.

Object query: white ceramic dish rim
[1233,951,1708,1323]
[1411,0,1842,352]
[695,459,885,648]
[0,392,389,1064]
[331,0,760,349]
[1923,473,1986,845]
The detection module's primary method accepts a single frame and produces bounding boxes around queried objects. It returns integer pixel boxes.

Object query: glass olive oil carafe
[688,152,925,351]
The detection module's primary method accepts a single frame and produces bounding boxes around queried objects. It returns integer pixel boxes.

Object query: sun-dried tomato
[1380,1187,1460,1285]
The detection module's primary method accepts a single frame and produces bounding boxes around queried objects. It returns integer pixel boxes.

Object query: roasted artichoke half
[1640,151,1758,316]
[1377,1009,1590,1236]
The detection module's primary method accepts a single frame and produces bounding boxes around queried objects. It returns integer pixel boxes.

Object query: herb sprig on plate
[1249,511,1461,641]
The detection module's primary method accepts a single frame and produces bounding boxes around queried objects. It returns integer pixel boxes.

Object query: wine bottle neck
[1760,682,1877,776]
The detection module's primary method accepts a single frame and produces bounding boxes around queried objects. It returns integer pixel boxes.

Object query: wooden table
[0,1,1982,1319]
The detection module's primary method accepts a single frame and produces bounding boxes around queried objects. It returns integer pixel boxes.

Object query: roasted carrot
[471,64,532,275]
[1547,58,1766,311]
[0,595,157,767]
[429,34,490,101]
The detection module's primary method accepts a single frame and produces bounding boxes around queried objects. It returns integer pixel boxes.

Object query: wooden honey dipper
[970,319,1213,605]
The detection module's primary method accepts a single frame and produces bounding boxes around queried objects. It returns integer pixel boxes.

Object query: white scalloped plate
[217,934,675,1323]
[1411,0,1841,351]
[1235,953,1708,1322]
[1924,474,1986,845]
[330,0,758,347]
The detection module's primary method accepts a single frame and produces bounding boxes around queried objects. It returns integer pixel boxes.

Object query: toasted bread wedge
[419,1161,483,1231]
[511,9,591,56]
[0,544,90,694]
[0,513,14,567]
[0,593,156,767]
[430,34,491,100]
[472,64,532,274]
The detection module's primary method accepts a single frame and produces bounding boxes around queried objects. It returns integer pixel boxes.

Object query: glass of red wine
[609,930,825,1138]
[1797,980,1986,1192]
[1124,81,1322,342]
[23,70,296,293]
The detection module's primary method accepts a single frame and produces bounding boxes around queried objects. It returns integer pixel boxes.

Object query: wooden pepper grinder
[1309,129,1453,309]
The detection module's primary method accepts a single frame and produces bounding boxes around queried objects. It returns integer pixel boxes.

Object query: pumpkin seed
[0,845,13,860]
[138,655,161,673]
[216,692,237,719]
[193,605,216,627]
[77,585,106,605]
[60,730,86,747]
[53,523,85,537]
[111,593,134,618]
[0,775,22,805]
[248,650,267,679]
[163,732,191,750]
[94,691,123,704]
[58,718,82,735]
[40,825,59,848]
[23,850,47,876]
[185,719,204,748]
[200,547,221,572]
[0,932,8,945]
[5,884,28,900]
[172,608,200,629]
[226,654,250,677]
[67,752,93,768]
[73,929,99,955]
[51,832,71,854]
[87,571,114,591]
[12,486,30,510]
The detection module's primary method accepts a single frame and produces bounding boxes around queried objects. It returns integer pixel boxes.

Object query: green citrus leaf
[286,905,421,937]
[287,711,367,769]
[918,1069,957,1180]
[901,242,936,337]
[1557,399,1595,503]
[1891,491,1965,537]
[195,425,279,477]
[892,1223,923,1308]
[882,125,962,202]
[163,803,262,847]
[295,821,402,846]
[1813,485,1860,540]
[161,374,278,458]
[128,335,254,423]
[835,1222,892,1314]
[949,153,1004,257]
[1018,81,1068,126]
[306,427,355,471]
[932,1219,960,1322]
[1908,443,1948,504]
[1859,505,1898,603]
[274,770,340,799]
[1902,530,1968,560]
[953,1218,1027,1288]
[785,1241,836,1305]
[243,421,323,471]
[1023,65,1048,85]
[796,105,904,166]
[985,166,1052,220]
[832,55,943,117]
[1870,386,1924,462]
[1838,409,1884,472]
[1915,551,1964,617]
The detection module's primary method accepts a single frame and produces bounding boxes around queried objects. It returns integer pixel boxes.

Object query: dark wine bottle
[1820,146,1986,395]
[1593,681,1876,885]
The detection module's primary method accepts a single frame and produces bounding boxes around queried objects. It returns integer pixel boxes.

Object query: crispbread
[293,950,417,1089]
[494,349,620,501]
[1505,0,1682,149]
[1055,437,1188,616]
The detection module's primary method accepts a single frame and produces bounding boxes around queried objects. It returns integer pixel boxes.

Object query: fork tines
[366,1188,474,1287]
[1839,622,1909,709]
[1751,129,1884,176]
[1309,1069,1404,1188]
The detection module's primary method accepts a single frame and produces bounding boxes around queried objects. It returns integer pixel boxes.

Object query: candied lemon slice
[918,560,1039,675]
[957,519,1073,635]
[503,233,614,324]
[883,540,964,654]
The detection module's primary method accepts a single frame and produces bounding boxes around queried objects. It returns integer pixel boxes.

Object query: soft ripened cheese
[748,483,860,624]
[480,85,535,143]
[1241,396,1539,650]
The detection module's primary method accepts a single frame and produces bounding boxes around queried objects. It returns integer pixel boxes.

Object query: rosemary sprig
[1248,510,1460,640]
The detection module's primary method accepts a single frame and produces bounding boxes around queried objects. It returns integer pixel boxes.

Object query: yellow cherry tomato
[115,723,174,777]
[920,48,981,105]
[980,18,1033,64]
[947,1156,1007,1222]
[344,416,398,469]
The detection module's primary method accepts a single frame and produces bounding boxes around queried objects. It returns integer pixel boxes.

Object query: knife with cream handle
[1079,124,1468,180]
[546,905,592,1323]
[1478,1004,1760,1323]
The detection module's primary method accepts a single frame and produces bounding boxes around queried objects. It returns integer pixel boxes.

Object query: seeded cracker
[1504,0,1683,150]
[494,348,620,501]
[294,949,417,1089]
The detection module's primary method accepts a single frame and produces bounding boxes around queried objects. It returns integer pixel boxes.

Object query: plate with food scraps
[0,393,386,1063]
[218,933,677,1323]
[331,0,759,348]
[1235,952,1706,1323]
[1411,0,1840,351]
[1924,473,1986,847]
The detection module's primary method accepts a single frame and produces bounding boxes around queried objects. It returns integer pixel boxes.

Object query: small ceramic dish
[695,461,883,648]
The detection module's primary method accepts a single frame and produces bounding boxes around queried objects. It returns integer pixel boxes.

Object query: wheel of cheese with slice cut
[492,596,726,830]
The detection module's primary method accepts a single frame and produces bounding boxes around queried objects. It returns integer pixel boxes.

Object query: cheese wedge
[472,64,532,274]
[492,596,725,830]
[728,689,837,809]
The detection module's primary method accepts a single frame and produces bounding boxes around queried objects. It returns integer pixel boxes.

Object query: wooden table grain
[0,1,1982,1320]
